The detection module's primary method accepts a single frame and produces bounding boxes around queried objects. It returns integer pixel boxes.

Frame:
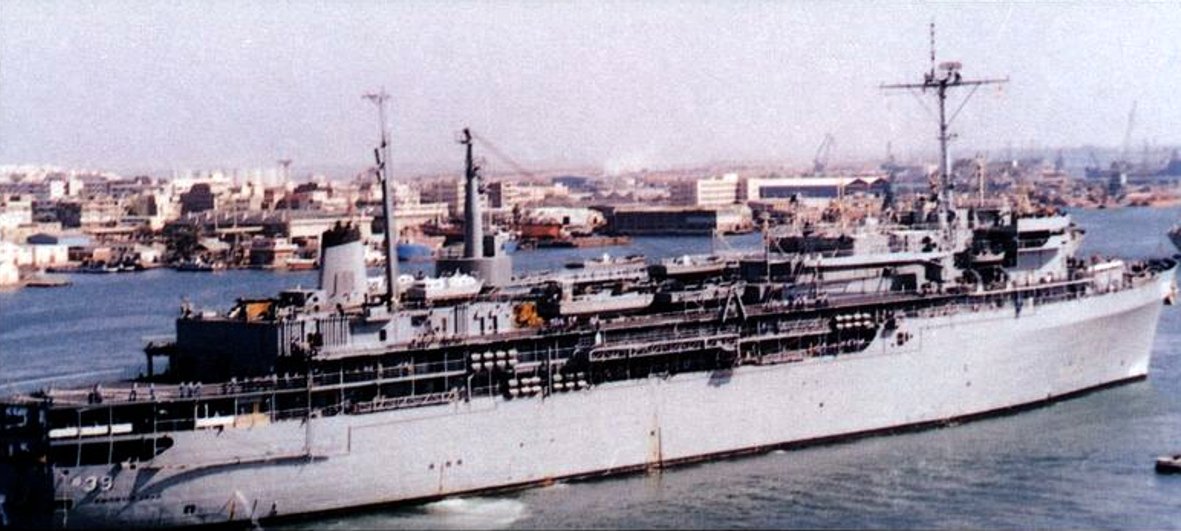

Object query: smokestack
[318,222,368,309]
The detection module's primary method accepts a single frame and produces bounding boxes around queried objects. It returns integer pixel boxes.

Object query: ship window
[184,504,197,515]
[379,330,387,342]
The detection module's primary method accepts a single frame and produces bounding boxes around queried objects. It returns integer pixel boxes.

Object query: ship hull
[1168,227,1181,253]
[38,271,1174,528]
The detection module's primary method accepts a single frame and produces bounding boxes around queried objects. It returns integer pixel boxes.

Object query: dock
[22,275,72,288]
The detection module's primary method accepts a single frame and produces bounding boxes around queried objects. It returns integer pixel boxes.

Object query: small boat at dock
[174,258,225,272]
[284,257,318,271]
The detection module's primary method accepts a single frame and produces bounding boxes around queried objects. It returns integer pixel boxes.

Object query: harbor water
[2,207,1180,529]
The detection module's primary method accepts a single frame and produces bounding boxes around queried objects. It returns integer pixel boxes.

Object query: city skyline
[2,2,1180,176]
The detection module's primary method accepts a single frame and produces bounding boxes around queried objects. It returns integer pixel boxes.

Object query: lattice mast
[881,23,1007,231]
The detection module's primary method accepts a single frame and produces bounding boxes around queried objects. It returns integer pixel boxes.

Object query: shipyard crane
[812,133,836,174]
[1122,100,1137,163]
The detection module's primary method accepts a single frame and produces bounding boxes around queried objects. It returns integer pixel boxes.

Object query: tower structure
[436,128,513,287]
[881,23,1007,233]
[363,89,399,311]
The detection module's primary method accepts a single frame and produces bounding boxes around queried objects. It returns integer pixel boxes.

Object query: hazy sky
[2,2,1180,176]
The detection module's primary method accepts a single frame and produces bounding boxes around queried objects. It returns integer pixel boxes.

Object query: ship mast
[364,89,399,311]
[881,23,1007,233]
[459,128,483,259]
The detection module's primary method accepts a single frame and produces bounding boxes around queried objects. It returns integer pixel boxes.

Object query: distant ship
[0,43,1177,529]
[396,232,446,263]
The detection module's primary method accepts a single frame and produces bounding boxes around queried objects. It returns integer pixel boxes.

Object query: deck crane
[468,131,539,181]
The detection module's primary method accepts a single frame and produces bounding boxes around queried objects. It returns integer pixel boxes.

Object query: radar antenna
[881,22,1007,233]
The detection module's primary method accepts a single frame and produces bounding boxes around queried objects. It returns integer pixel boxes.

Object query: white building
[0,196,34,239]
[0,241,19,286]
[670,173,740,207]
[525,207,605,228]
[24,234,71,267]
[740,175,891,206]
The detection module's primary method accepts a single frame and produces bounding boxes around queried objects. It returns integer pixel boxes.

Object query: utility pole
[363,89,399,311]
[881,22,1007,236]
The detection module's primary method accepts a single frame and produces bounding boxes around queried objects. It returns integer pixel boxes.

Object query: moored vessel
[0,38,1178,530]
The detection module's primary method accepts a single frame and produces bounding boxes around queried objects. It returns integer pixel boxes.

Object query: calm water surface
[1,208,1179,529]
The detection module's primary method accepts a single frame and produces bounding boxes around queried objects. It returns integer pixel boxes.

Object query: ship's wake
[421,497,529,529]
[0,368,125,392]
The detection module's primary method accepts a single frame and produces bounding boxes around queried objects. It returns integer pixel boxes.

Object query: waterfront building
[740,175,891,206]
[552,175,594,192]
[669,173,740,207]
[487,180,567,209]
[22,233,70,267]
[0,196,33,239]
[599,204,752,235]
[180,184,217,214]
[388,201,449,232]
[286,213,375,243]
[421,178,467,217]
[0,179,67,201]
[0,241,18,286]
[525,206,605,229]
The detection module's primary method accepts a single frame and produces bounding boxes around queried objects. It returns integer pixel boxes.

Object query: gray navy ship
[1,45,1178,529]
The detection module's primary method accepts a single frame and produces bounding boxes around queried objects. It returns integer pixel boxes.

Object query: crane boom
[1121,100,1137,162]
[812,133,835,174]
